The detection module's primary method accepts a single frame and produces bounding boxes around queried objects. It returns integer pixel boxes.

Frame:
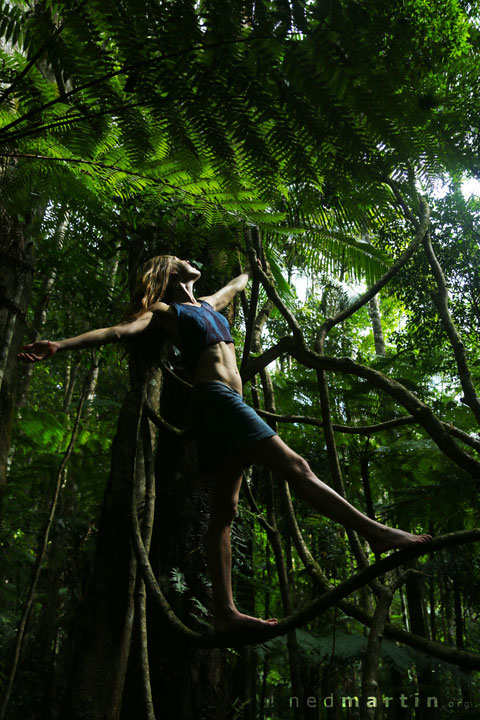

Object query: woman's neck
[171,280,198,304]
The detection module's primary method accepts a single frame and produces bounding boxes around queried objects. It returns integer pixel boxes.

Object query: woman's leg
[242,435,431,553]
[206,454,278,632]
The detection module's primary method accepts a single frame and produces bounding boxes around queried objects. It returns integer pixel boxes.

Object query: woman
[19,255,431,633]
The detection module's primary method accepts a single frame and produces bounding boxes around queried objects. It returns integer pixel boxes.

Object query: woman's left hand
[17,340,59,363]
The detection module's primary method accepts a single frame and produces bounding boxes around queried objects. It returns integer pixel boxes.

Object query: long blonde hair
[124,255,177,368]
[126,255,177,320]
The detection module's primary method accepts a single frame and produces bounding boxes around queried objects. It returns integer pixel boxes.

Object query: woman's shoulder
[197,295,218,310]
[148,301,177,328]
[149,300,171,312]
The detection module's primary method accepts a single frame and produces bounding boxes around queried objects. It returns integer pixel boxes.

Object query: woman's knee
[283,452,312,485]
[207,499,238,531]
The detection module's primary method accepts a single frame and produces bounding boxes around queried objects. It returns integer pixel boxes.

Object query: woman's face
[173,257,201,282]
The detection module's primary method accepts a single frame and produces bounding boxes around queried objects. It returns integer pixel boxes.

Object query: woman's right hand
[17,340,59,363]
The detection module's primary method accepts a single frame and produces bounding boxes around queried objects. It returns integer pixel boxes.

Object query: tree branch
[133,484,480,656]
[255,409,480,452]
[339,591,480,670]
[196,529,480,648]
[135,413,157,720]
[293,345,480,481]
[247,288,306,702]
[245,233,304,345]
[315,351,371,570]
[131,482,202,643]
[160,363,192,389]
[317,198,430,345]
[242,480,276,536]
[279,486,480,670]
[444,424,480,453]
[243,337,480,480]
[240,232,260,371]
[241,336,295,383]
[423,231,480,423]
[144,404,185,436]
[257,408,414,431]
[259,530,480,639]
[384,177,421,227]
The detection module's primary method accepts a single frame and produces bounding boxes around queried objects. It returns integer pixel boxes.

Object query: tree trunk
[454,582,471,707]
[61,387,144,720]
[368,295,386,356]
[0,383,86,720]
[250,297,305,718]
[405,571,437,719]
[130,369,230,720]
[361,587,393,720]
[63,357,80,413]
[229,510,258,720]
[83,356,99,417]
[16,267,56,407]
[0,207,33,515]
[359,445,376,521]
[16,210,67,408]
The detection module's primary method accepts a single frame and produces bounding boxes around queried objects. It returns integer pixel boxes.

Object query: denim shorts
[191,381,276,471]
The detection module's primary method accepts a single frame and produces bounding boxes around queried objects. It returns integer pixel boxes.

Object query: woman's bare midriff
[193,343,242,394]
[154,305,242,392]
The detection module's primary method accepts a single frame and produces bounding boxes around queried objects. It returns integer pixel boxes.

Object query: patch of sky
[461,177,480,198]
[291,270,366,305]
[290,271,309,302]
[418,176,480,199]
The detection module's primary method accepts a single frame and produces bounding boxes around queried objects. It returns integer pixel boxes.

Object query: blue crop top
[169,300,234,370]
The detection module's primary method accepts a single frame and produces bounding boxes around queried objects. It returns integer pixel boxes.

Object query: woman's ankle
[214,603,238,620]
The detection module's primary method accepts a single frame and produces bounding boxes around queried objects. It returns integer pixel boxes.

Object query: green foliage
[2,1,480,718]
[170,567,189,594]
[2,0,479,280]
[19,407,68,450]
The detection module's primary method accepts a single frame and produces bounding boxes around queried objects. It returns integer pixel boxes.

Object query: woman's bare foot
[214,609,278,633]
[368,526,432,555]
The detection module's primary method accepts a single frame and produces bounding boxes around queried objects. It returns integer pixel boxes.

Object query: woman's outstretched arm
[201,269,252,311]
[17,312,156,363]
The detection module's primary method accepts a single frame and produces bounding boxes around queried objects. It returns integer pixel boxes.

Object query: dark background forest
[1,0,480,718]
